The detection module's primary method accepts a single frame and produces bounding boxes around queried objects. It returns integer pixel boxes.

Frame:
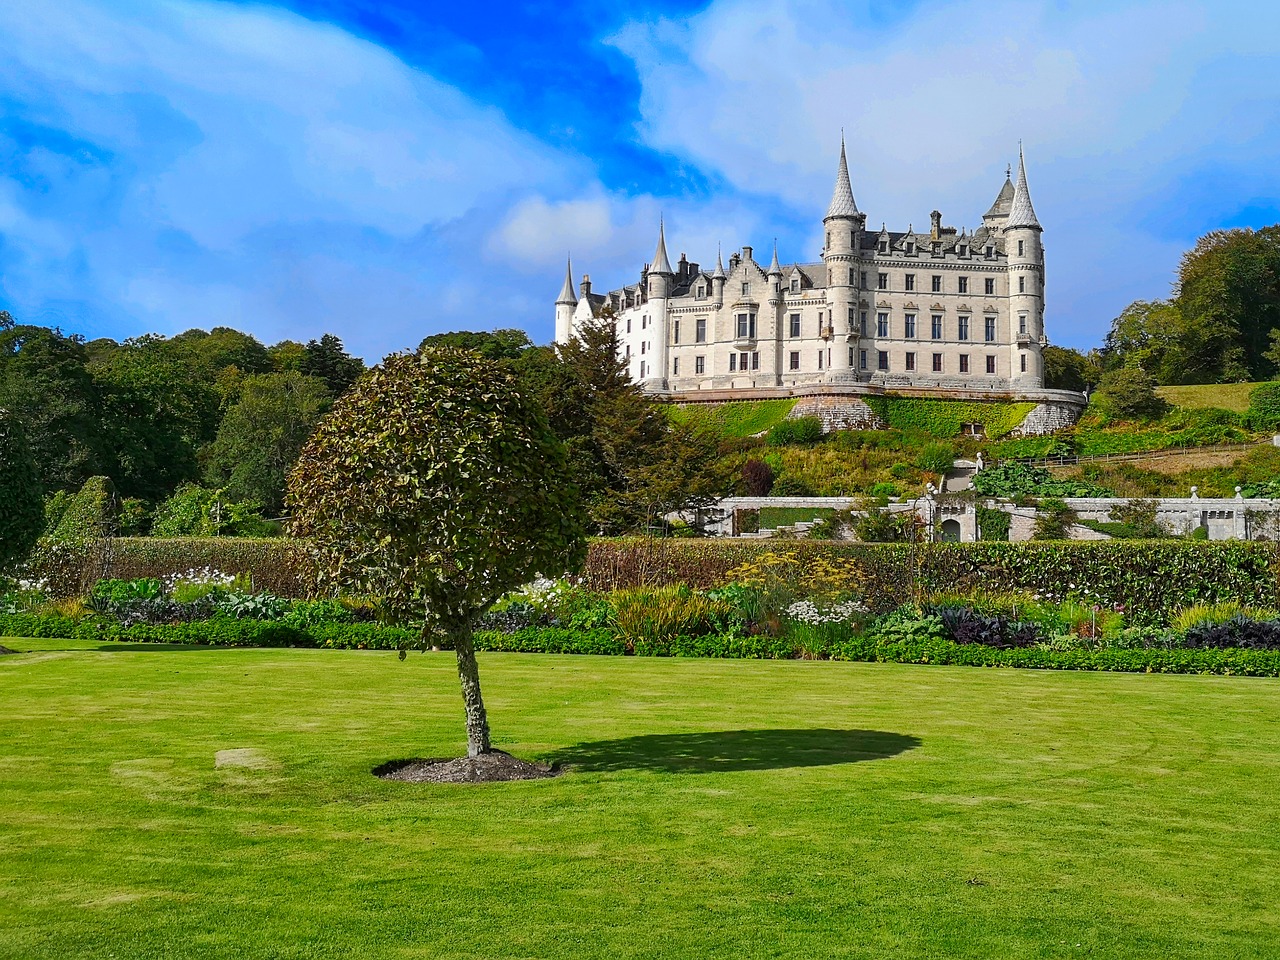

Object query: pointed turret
[983,171,1016,221]
[712,245,726,279]
[648,218,674,275]
[824,135,860,221]
[1005,146,1041,231]
[556,256,577,305]
[767,240,782,276]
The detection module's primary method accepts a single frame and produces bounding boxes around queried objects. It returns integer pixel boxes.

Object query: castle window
[729,354,737,371]
[673,357,679,375]
[958,316,970,341]
[625,345,631,359]
[906,351,916,371]
[789,313,801,337]
[959,354,970,373]
[626,318,632,333]
[984,278,995,295]
[848,268,855,285]
[1019,276,1026,293]
[931,315,943,339]
[742,282,749,295]
[789,351,800,371]
[1018,240,1025,257]
[696,317,707,342]
[877,350,889,371]
[958,276,969,294]
[849,346,856,367]
[674,320,680,344]
[906,242,915,255]
[850,231,856,245]
[958,245,967,257]
[818,350,824,370]
[859,312,868,336]
[640,342,646,355]
[985,246,993,258]
[696,285,705,299]
[640,361,645,377]
[932,353,943,372]
[931,275,942,293]
[1020,354,1027,373]
[860,271,868,287]
[859,350,868,370]
[791,278,800,292]
[986,355,997,374]
[877,272,888,290]
[879,240,888,253]
[877,313,889,337]
[751,351,760,371]
[642,315,647,329]
[905,314,916,338]
[905,273,916,291]
[774,282,781,294]
[740,351,751,370]
[984,317,996,342]
[1018,314,1027,335]
[695,355,705,374]
[736,313,757,338]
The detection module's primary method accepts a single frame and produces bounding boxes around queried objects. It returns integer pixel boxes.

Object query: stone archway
[940,518,962,542]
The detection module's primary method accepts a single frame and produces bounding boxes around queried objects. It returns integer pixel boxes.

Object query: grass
[758,506,835,528]
[668,398,797,439]
[3,639,1280,958]
[1158,382,1265,413]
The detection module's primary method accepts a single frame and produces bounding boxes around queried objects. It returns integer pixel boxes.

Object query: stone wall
[787,396,884,432]
[1010,399,1084,436]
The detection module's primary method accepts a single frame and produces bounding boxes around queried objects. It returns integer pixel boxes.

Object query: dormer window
[906,242,915,255]
[790,278,799,292]
[958,245,968,257]
[985,246,993,258]
[878,241,888,253]
[696,285,705,299]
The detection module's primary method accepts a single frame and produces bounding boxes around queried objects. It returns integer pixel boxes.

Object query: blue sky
[1,0,1279,360]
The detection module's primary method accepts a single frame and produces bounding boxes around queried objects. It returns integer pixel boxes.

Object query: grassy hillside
[668,398,797,438]
[1158,382,1267,413]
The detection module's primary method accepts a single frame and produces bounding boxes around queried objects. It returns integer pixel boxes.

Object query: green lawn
[2,640,1279,959]
[758,505,835,529]
[1157,381,1266,413]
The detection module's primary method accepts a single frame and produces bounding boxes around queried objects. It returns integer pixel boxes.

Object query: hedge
[29,538,316,599]
[580,539,1280,626]
[4,615,1280,676]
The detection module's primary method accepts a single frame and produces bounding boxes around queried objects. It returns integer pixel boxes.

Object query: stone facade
[557,141,1052,400]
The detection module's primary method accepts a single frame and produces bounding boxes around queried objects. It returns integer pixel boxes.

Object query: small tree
[0,409,43,570]
[287,350,588,757]
[1093,365,1169,422]
[742,459,774,496]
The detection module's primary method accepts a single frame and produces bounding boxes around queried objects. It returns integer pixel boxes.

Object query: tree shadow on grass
[549,728,920,774]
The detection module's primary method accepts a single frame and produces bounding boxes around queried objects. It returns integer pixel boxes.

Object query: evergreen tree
[300,334,365,397]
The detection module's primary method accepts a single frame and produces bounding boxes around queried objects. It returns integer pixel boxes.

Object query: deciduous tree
[287,349,587,757]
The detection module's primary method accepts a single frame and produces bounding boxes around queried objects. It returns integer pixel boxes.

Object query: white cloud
[608,0,1280,346]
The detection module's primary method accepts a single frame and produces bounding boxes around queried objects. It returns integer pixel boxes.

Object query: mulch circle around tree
[374,751,561,784]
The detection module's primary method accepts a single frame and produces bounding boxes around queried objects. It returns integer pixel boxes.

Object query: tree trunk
[451,621,491,757]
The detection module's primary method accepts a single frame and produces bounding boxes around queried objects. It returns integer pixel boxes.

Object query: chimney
[742,245,753,261]
[930,210,942,240]
[579,274,592,299]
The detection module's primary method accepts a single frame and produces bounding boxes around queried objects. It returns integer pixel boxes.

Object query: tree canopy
[287,349,588,756]
[0,408,44,570]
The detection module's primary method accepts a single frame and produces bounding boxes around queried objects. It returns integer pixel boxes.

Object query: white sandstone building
[555,141,1049,397]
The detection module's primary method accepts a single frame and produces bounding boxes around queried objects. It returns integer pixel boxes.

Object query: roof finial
[649,217,673,275]
[712,242,725,279]
[1006,144,1041,231]
[825,135,859,220]
[556,254,577,304]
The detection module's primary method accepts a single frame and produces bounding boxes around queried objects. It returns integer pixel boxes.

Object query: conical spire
[1006,145,1041,231]
[648,218,673,275]
[983,172,1016,220]
[556,256,577,304]
[712,244,725,279]
[824,135,859,220]
[767,240,782,275]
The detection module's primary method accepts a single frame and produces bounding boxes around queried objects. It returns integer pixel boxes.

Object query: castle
[555,141,1050,398]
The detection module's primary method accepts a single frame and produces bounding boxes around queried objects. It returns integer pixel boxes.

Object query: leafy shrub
[769,474,814,496]
[974,462,1111,499]
[611,584,732,651]
[976,506,1010,542]
[742,458,774,496]
[767,417,824,446]
[868,481,901,498]
[90,578,163,607]
[215,592,289,621]
[1107,499,1168,538]
[736,509,760,535]
[152,485,276,538]
[47,477,116,547]
[916,442,957,476]
[932,606,1042,649]
[1033,498,1078,540]
[1094,366,1170,422]
[1247,382,1280,431]
[282,598,361,629]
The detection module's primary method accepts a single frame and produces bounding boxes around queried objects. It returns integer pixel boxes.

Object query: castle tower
[711,245,726,306]
[1004,146,1044,386]
[554,256,577,345]
[822,136,866,380]
[645,219,673,390]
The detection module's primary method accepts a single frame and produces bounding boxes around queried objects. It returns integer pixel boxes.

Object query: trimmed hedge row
[4,614,1280,676]
[581,539,1280,625]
